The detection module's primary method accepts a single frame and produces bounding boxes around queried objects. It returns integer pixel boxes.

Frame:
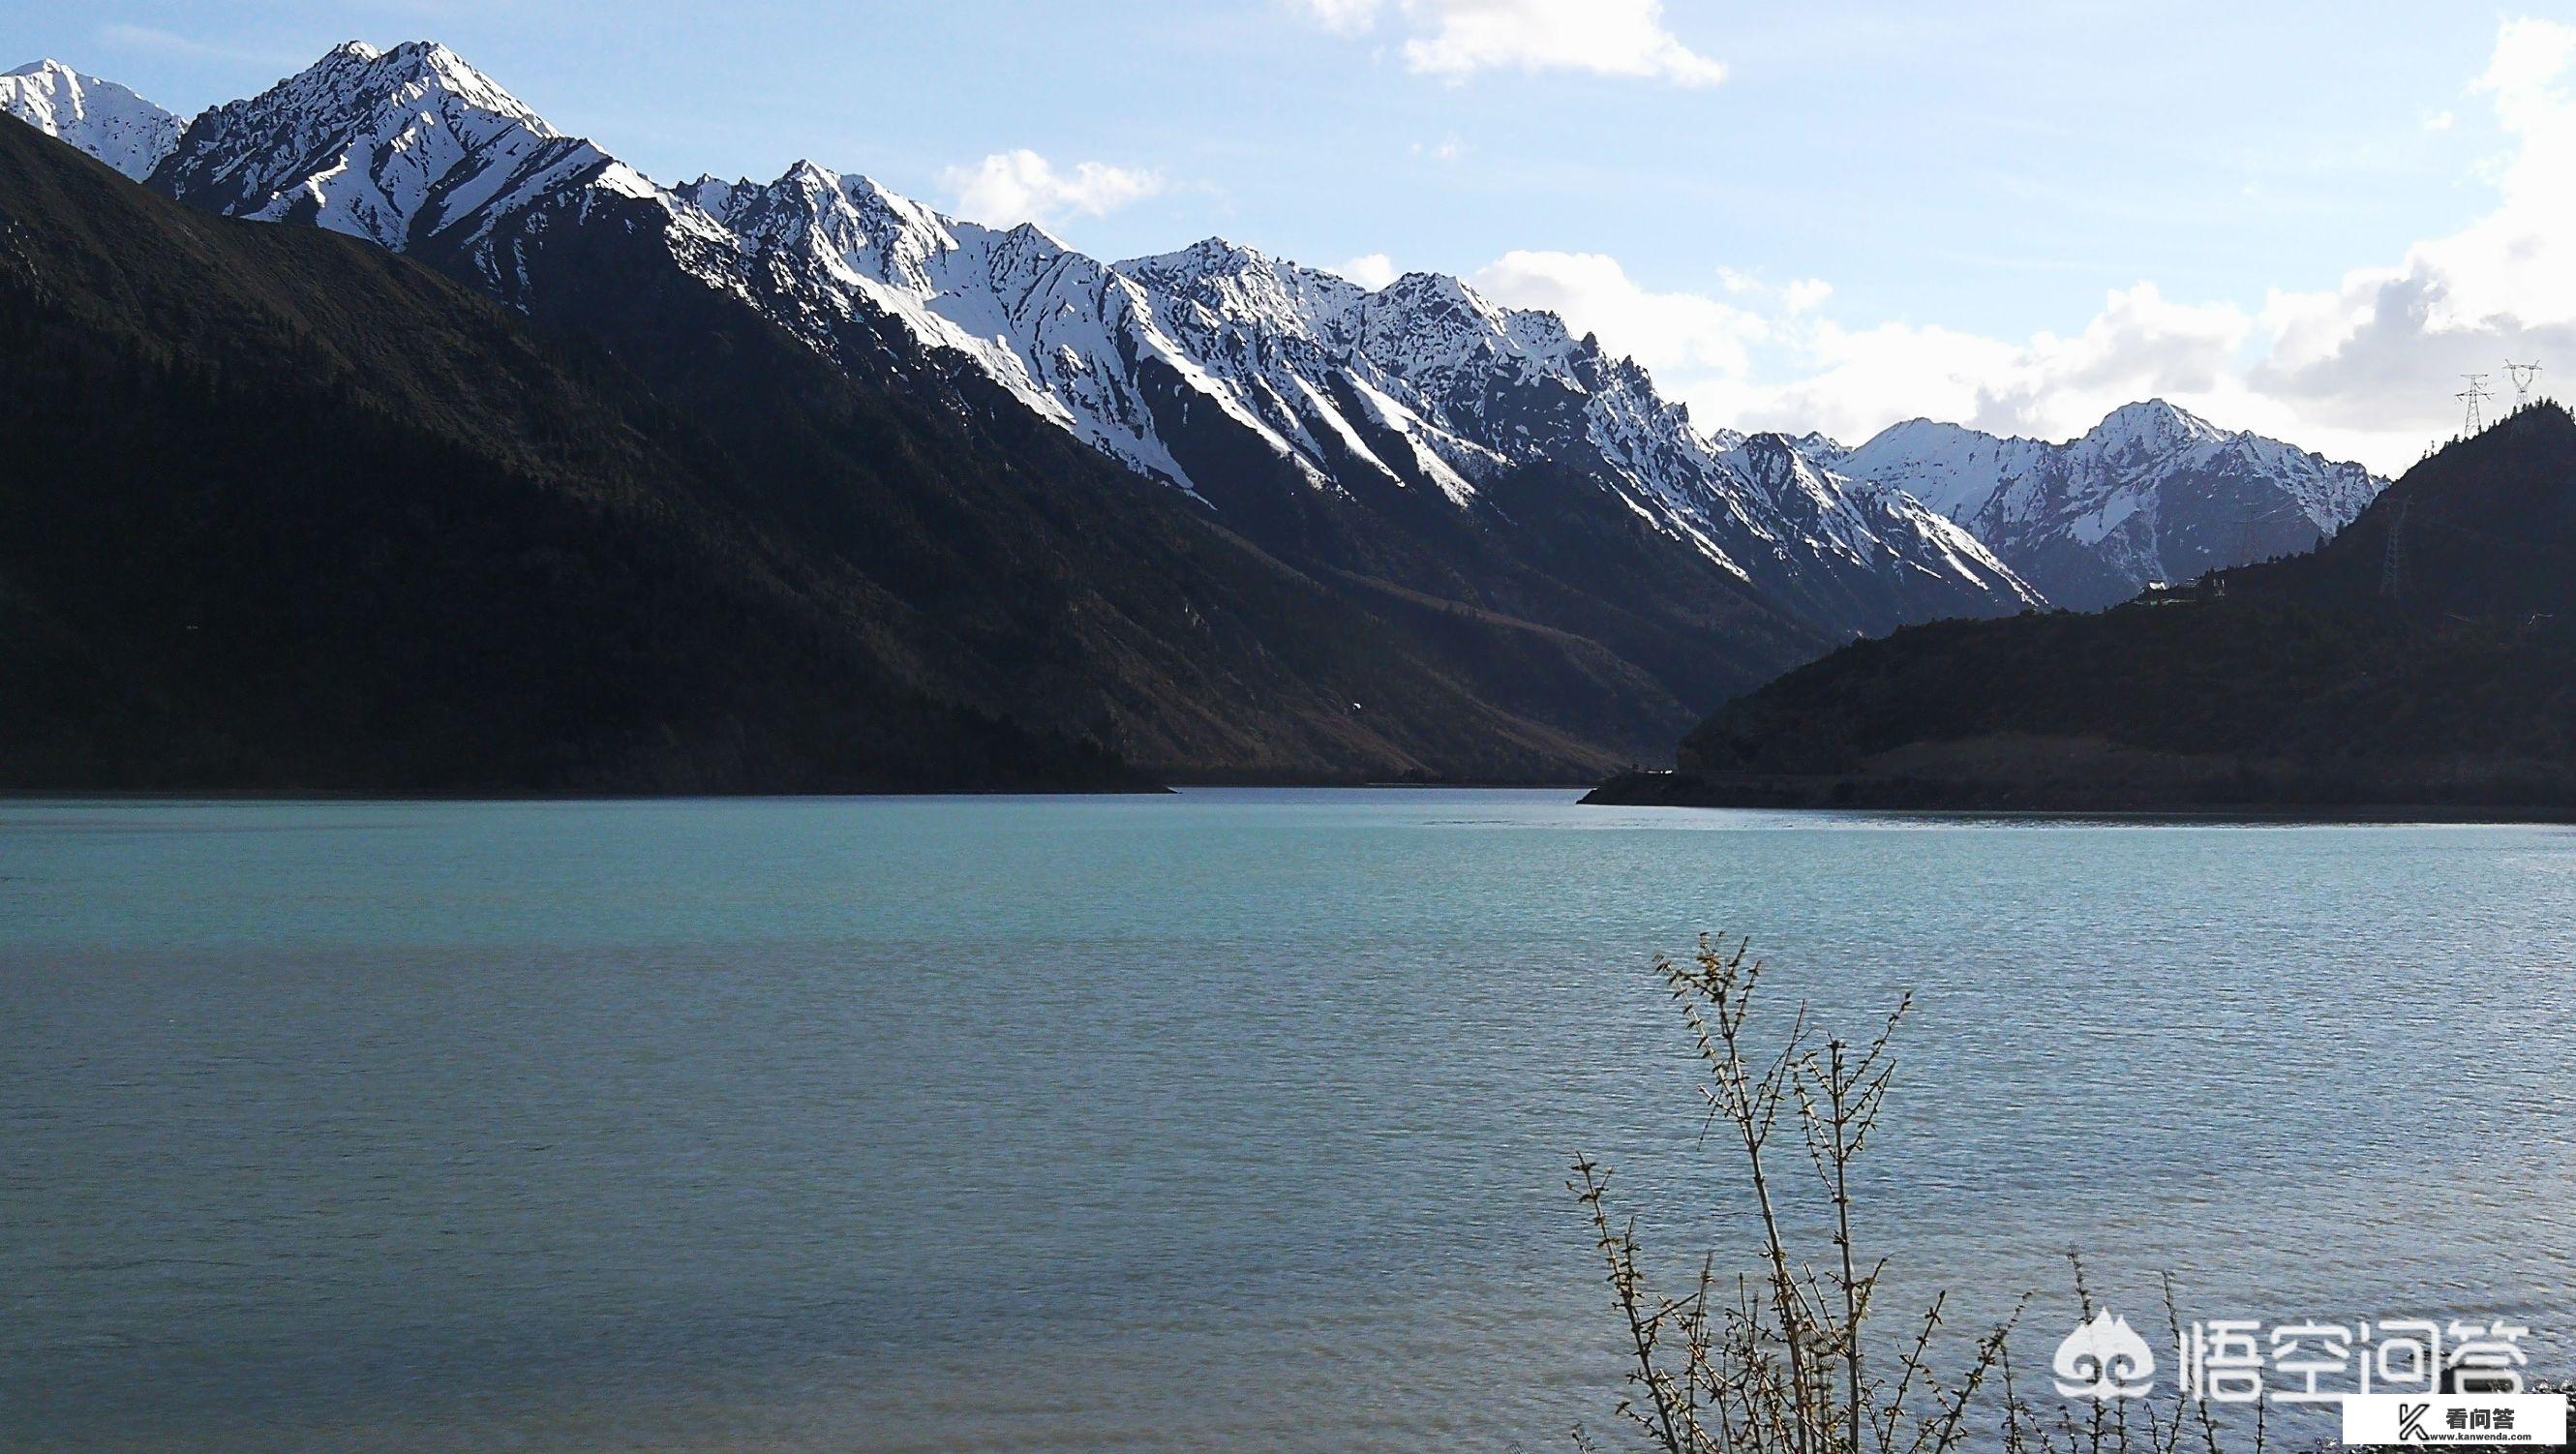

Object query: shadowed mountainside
[0,116,1710,791]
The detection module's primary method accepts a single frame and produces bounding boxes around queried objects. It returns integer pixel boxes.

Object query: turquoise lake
[5,790,2573,1450]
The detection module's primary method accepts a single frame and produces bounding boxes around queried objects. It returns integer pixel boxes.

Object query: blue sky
[9,1,2573,468]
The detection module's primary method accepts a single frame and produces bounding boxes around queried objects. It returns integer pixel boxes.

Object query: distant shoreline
[0,779,1608,803]
[0,783,1174,803]
[1582,770,2576,824]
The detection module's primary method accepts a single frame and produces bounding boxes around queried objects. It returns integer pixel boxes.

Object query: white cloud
[2236,15,2576,459]
[97,21,299,66]
[1721,284,2253,447]
[1337,253,1402,288]
[1460,15,2576,473]
[2424,109,2457,132]
[1297,0,1384,33]
[1779,278,1834,315]
[941,150,1165,228]
[1293,0,1725,86]
[1470,250,1768,377]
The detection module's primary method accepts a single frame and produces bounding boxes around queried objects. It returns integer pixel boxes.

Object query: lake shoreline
[0,777,1617,804]
[1583,770,2576,823]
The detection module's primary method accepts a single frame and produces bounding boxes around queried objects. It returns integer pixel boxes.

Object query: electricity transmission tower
[2459,374,2494,435]
[2228,513,2267,567]
[2379,498,2410,600]
[2506,359,2543,409]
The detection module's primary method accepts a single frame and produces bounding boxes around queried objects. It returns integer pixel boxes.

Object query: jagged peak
[676,172,742,212]
[1337,270,1612,388]
[2084,398,2226,450]
[993,217,1070,250]
[1865,400,2225,459]
[1170,234,1267,267]
[1360,270,1513,336]
[841,175,978,261]
[1118,234,1333,290]
[2101,397,2199,426]
[1,55,183,181]
[842,171,945,218]
[721,163,937,231]
[3,57,159,96]
[695,162,980,291]
[369,40,500,86]
[1870,415,1985,443]
[1729,431,1838,487]
[1115,236,1364,346]
[233,38,558,138]
[1375,268,1477,306]
[145,38,657,258]
[773,157,844,193]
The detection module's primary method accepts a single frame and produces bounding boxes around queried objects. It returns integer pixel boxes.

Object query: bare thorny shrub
[1572,935,2263,1454]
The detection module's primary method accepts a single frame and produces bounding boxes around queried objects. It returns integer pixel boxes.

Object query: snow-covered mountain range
[3,39,2380,637]
[1826,401,2384,608]
[561,85,2045,632]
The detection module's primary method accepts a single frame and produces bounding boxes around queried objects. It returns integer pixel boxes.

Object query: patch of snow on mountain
[1,60,181,179]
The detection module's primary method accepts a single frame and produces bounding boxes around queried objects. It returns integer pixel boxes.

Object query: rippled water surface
[5,790,2574,1451]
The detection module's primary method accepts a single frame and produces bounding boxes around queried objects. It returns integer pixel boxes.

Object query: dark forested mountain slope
[0,116,1138,792]
[0,116,1710,790]
[122,41,1846,760]
[1591,406,2576,813]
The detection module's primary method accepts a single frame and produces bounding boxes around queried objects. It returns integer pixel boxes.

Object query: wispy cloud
[1470,250,1770,376]
[97,21,302,68]
[941,149,1165,229]
[1291,0,1725,87]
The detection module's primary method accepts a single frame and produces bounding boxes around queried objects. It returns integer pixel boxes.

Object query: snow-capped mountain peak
[1835,400,2383,607]
[1,59,182,180]
[1352,269,1560,374]
[1117,237,1365,348]
[148,38,667,278]
[2081,398,2228,460]
[1787,430,1850,467]
[724,161,956,272]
